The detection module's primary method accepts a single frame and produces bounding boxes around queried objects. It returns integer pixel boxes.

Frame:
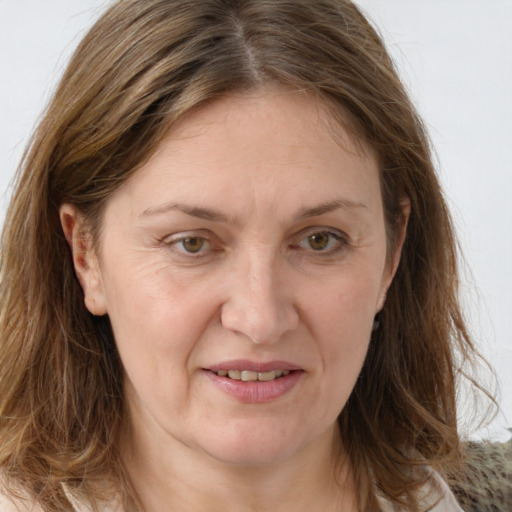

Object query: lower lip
[204,370,303,403]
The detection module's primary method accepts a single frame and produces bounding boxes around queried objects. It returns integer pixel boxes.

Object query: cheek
[100,257,217,373]
[303,272,380,398]
[304,265,382,339]
[320,297,373,371]
[101,266,221,420]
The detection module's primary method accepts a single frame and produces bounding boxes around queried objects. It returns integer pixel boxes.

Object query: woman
[0,0,491,510]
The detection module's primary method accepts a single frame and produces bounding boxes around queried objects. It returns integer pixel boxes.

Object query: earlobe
[60,204,107,316]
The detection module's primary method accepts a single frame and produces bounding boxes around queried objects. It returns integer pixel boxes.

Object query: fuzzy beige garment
[450,438,512,512]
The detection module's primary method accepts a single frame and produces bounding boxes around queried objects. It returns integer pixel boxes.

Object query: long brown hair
[0,1,493,510]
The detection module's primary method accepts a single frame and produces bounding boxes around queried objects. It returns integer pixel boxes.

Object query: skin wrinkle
[138,198,370,225]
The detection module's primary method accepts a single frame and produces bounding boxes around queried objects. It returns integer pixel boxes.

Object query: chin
[194,421,314,468]
[205,444,296,468]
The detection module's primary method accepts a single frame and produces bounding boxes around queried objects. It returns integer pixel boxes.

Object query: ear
[376,197,411,311]
[60,203,107,316]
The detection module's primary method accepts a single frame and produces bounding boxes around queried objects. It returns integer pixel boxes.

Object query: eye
[170,235,210,254]
[296,230,346,253]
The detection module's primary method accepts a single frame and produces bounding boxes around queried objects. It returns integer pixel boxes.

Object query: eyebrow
[140,203,230,223]
[296,199,368,219]
[139,198,367,223]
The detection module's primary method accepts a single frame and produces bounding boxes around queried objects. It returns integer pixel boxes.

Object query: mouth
[204,361,303,402]
[212,369,291,382]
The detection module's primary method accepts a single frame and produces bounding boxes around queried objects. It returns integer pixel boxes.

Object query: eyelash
[163,228,348,258]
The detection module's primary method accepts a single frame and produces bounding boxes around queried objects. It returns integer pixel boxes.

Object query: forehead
[104,86,381,225]
[168,87,371,163]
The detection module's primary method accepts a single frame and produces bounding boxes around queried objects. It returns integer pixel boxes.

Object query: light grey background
[1,0,511,440]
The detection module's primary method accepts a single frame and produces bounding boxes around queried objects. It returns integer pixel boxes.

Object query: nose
[220,250,299,344]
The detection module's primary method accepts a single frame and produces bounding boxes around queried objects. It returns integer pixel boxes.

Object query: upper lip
[206,360,303,373]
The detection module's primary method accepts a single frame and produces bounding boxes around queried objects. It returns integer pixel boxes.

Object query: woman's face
[69,88,403,468]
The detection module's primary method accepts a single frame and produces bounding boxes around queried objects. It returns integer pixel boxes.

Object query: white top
[0,470,464,511]
[376,471,465,511]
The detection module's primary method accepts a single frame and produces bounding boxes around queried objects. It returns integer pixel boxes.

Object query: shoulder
[0,479,43,512]
[0,486,119,512]
[427,470,465,512]
[0,470,121,512]
[375,469,464,512]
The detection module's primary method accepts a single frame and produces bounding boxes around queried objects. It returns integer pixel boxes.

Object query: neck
[121,418,357,512]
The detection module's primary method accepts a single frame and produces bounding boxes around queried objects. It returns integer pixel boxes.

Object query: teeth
[241,370,259,381]
[217,370,290,381]
[257,370,277,381]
